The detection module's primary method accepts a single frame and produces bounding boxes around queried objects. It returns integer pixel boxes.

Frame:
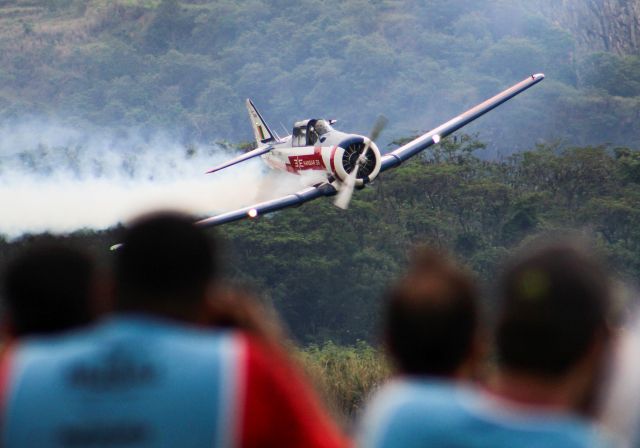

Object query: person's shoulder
[9,324,104,361]
[358,381,614,448]
[367,377,468,415]
[10,317,248,369]
[232,334,349,448]
[450,390,615,448]
[357,378,471,448]
[528,418,617,448]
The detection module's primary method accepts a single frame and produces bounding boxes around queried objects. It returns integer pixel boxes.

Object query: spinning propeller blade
[369,115,388,143]
[334,115,387,210]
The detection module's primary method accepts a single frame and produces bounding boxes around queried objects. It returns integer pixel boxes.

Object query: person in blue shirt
[0,212,348,448]
[358,242,615,447]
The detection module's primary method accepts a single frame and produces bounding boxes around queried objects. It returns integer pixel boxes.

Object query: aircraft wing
[196,182,337,227]
[380,73,545,172]
[206,145,273,174]
[197,74,544,228]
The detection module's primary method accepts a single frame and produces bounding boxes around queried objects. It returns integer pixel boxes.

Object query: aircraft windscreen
[314,120,332,136]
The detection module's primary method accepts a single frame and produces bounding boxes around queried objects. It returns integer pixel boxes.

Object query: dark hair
[384,248,479,376]
[115,212,217,310]
[2,242,94,336]
[496,244,610,378]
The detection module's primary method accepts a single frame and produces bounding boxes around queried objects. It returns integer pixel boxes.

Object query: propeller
[334,115,387,210]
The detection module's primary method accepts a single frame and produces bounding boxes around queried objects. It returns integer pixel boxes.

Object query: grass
[298,341,390,421]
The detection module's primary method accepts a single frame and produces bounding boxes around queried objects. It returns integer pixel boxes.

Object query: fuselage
[261,119,382,186]
[261,130,348,174]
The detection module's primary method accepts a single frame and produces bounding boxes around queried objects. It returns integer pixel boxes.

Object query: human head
[2,241,95,337]
[383,247,480,377]
[114,211,217,318]
[496,242,611,380]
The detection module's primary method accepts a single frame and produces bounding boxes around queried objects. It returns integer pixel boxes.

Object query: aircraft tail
[246,99,277,145]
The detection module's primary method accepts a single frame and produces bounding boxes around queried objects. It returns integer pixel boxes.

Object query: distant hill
[536,0,640,56]
[1,0,640,154]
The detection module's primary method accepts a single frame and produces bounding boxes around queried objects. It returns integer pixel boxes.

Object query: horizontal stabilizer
[206,145,273,174]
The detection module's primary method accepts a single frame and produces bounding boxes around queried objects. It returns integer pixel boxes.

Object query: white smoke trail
[0,121,309,238]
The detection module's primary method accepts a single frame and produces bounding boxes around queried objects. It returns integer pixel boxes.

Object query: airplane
[196,73,545,228]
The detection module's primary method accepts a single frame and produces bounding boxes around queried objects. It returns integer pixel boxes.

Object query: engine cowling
[332,136,382,187]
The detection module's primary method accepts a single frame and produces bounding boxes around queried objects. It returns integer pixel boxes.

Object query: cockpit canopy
[292,119,334,147]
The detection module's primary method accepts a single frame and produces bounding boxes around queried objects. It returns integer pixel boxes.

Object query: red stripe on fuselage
[314,147,327,170]
[329,146,337,174]
[287,147,326,173]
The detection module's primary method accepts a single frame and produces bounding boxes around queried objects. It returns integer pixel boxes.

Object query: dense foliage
[3,137,638,344]
[2,0,640,152]
[216,136,640,343]
[1,1,639,420]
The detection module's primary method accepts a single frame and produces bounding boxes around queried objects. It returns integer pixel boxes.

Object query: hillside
[1,0,640,154]
[2,1,640,344]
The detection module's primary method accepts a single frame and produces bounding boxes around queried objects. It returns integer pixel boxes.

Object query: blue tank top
[2,316,241,447]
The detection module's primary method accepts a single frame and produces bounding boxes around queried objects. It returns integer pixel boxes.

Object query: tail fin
[246,99,277,145]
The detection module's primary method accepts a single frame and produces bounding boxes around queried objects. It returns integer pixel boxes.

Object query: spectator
[382,248,482,379]
[0,211,348,448]
[357,247,483,447]
[1,240,96,338]
[358,242,615,447]
[490,243,612,419]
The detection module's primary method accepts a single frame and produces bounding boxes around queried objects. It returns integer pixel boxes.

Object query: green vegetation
[298,341,389,420]
[217,136,640,344]
[3,136,637,345]
[2,136,638,418]
[1,0,640,151]
[2,0,640,423]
